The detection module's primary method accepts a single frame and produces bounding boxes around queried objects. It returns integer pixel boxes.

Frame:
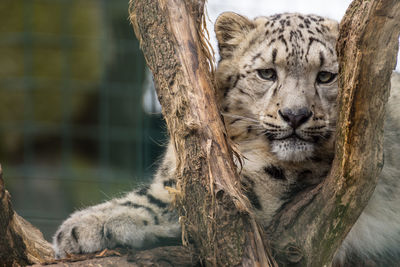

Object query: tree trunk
[129,0,276,266]
[0,165,54,265]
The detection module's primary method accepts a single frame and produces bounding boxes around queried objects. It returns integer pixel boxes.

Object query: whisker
[222,113,260,123]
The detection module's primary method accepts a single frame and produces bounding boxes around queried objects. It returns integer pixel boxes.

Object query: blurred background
[0,0,165,241]
[1,0,399,242]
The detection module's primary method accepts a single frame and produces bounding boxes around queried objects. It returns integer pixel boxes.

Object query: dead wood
[0,165,54,266]
[129,0,276,266]
[267,1,400,266]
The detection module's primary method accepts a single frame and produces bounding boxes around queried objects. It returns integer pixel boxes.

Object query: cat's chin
[270,137,315,162]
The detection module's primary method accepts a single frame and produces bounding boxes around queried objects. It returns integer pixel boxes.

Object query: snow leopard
[53,12,400,266]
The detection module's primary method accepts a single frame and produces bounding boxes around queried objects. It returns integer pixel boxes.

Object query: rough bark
[30,246,197,267]
[0,165,54,266]
[267,1,400,266]
[129,0,276,266]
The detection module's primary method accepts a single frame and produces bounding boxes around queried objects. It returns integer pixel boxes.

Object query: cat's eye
[257,68,277,81]
[316,71,337,84]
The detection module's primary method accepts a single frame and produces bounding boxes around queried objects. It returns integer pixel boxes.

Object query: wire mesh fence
[0,0,164,241]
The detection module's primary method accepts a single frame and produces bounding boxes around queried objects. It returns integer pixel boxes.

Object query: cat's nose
[278,107,312,129]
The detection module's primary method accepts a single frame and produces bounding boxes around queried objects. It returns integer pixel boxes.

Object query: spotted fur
[53,12,400,266]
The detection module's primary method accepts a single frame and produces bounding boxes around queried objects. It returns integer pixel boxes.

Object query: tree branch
[0,165,54,265]
[267,1,400,266]
[129,0,276,266]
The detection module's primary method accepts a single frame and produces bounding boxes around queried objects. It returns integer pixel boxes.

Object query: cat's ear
[215,12,255,59]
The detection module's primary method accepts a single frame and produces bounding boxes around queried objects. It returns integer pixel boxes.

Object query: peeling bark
[30,246,197,267]
[0,165,54,266]
[129,0,276,266]
[267,1,400,266]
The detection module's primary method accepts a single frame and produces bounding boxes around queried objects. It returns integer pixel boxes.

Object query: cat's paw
[53,211,109,259]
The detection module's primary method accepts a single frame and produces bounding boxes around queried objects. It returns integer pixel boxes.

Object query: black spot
[305,37,326,60]
[147,194,168,209]
[57,231,63,244]
[163,179,175,187]
[223,87,230,98]
[299,23,304,28]
[247,126,252,133]
[143,220,148,226]
[71,227,79,243]
[232,74,240,88]
[105,228,113,240]
[242,181,261,210]
[297,29,304,39]
[321,25,329,33]
[319,51,325,67]
[137,185,149,196]
[100,227,105,239]
[219,44,234,58]
[223,75,240,98]
[272,48,277,64]
[311,156,322,162]
[252,52,262,62]
[282,183,308,201]
[278,35,288,51]
[324,131,332,140]
[289,30,296,42]
[248,36,258,48]
[264,165,286,180]
[298,170,312,180]
[121,201,160,225]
